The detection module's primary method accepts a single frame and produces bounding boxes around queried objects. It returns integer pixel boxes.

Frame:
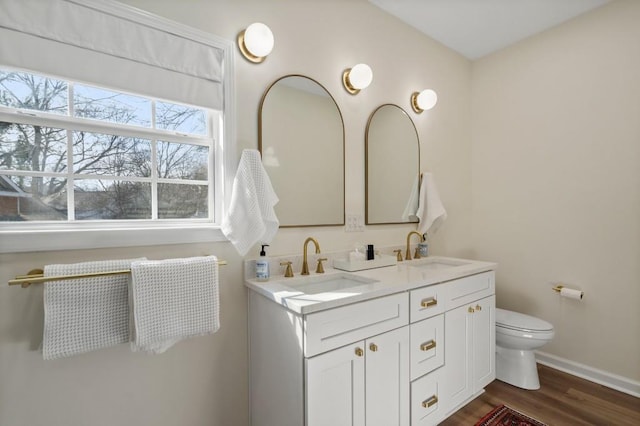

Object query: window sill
[0,224,227,254]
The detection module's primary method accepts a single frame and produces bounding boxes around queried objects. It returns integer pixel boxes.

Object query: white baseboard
[535,351,640,398]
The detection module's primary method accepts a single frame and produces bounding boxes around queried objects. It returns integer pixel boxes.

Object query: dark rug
[475,404,547,426]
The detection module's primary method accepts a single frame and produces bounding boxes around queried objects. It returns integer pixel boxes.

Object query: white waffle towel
[416,172,448,235]
[221,149,279,256]
[42,258,145,360]
[130,256,220,354]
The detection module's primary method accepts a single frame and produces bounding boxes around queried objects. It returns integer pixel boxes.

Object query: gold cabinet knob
[355,347,364,357]
[420,340,436,351]
[475,304,482,311]
[468,306,475,313]
[422,395,438,408]
[421,297,437,308]
[369,343,378,352]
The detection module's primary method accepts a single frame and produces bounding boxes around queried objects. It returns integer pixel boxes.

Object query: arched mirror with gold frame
[365,103,420,225]
[259,75,345,227]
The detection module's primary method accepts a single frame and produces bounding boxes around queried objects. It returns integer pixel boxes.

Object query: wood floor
[441,364,640,425]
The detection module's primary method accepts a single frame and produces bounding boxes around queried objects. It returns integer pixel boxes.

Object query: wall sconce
[237,23,274,63]
[411,89,438,113]
[342,63,373,95]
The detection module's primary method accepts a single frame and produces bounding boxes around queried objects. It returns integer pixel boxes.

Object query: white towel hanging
[42,258,145,360]
[129,256,220,354]
[221,149,279,256]
[416,172,447,235]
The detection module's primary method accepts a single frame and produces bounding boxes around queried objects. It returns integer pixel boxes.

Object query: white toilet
[495,308,555,390]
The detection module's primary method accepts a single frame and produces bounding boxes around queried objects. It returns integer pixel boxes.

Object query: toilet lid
[496,308,553,332]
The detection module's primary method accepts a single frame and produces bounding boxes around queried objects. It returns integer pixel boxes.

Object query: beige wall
[0,1,472,425]
[471,0,640,380]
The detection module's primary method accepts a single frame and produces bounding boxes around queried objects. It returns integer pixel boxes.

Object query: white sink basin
[406,257,470,270]
[280,273,379,295]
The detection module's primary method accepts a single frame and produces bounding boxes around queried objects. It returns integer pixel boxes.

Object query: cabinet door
[442,304,473,414]
[366,327,410,426]
[472,295,495,391]
[305,342,365,426]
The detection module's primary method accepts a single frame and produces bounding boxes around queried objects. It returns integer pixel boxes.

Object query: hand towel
[130,256,220,354]
[221,149,279,256]
[416,172,447,235]
[401,174,420,221]
[42,258,145,360]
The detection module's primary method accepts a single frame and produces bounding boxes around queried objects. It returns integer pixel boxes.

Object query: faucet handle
[316,258,327,274]
[280,261,294,277]
[414,247,421,259]
[394,249,403,262]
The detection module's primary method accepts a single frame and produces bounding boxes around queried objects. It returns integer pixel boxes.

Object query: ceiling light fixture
[411,89,438,113]
[342,63,373,95]
[237,23,274,64]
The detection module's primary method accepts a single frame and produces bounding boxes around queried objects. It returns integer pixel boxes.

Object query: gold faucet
[301,237,321,275]
[406,231,424,261]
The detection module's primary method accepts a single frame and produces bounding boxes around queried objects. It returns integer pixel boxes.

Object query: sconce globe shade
[411,89,438,113]
[343,63,373,94]
[239,23,274,63]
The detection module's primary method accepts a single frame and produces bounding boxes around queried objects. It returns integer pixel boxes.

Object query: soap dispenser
[256,244,270,282]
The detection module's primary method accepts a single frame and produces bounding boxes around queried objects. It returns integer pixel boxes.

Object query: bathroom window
[0,68,215,223]
[0,0,235,253]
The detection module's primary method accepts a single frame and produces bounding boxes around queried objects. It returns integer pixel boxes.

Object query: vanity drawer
[410,283,446,323]
[444,271,495,310]
[411,367,444,426]
[304,293,408,357]
[410,314,444,381]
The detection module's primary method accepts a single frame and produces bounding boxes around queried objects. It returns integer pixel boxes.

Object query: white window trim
[0,0,236,254]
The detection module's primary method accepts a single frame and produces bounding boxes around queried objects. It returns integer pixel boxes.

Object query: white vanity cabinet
[306,326,410,426]
[248,290,409,426]
[408,271,495,425]
[440,273,496,417]
[246,260,496,426]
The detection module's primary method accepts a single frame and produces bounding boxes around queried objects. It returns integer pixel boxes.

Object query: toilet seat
[496,308,553,332]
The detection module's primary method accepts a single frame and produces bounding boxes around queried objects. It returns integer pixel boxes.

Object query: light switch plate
[345,214,365,232]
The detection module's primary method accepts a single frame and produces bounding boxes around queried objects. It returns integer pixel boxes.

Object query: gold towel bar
[8,260,227,288]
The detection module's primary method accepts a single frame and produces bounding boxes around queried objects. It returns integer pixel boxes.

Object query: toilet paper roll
[560,287,584,300]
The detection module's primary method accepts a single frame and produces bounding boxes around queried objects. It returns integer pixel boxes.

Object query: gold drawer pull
[422,395,438,408]
[475,304,482,311]
[468,306,475,313]
[355,347,364,357]
[421,297,437,308]
[420,340,436,351]
[369,343,378,352]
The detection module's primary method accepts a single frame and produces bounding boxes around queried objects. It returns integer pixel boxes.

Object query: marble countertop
[244,256,497,315]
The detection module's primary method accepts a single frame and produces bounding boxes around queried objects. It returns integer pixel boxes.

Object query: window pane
[0,70,68,114]
[73,131,151,177]
[157,141,208,180]
[74,179,151,220]
[156,101,206,135]
[74,84,151,127]
[0,122,67,173]
[158,183,207,219]
[0,175,67,221]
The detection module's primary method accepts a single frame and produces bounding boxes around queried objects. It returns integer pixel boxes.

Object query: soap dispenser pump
[256,244,270,282]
